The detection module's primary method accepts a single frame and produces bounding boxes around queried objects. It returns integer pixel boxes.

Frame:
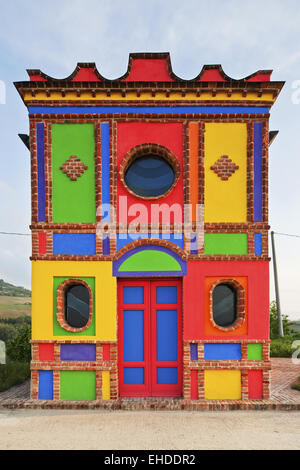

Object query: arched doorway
[114,245,186,397]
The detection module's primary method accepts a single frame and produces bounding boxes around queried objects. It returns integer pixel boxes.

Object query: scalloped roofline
[23,52,275,84]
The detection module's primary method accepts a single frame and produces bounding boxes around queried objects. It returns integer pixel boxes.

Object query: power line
[0,230,299,239]
[0,231,30,237]
[273,232,300,239]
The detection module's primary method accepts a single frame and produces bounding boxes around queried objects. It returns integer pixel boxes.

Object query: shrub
[0,361,30,392]
[0,324,17,343]
[6,325,31,362]
[270,338,298,358]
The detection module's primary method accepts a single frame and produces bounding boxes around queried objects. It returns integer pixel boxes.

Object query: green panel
[204,233,248,255]
[247,343,263,361]
[53,277,95,337]
[60,371,96,400]
[52,124,96,223]
[119,250,181,272]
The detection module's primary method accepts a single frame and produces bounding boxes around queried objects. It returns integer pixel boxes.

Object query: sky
[0,0,299,318]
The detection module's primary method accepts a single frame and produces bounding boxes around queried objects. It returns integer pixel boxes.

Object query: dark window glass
[65,284,90,328]
[125,155,175,197]
[212,284,237,327]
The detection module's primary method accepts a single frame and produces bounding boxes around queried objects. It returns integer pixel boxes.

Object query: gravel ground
[0,409,299,450]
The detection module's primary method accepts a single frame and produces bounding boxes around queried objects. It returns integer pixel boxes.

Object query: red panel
[247,73,271,82]
[199,69,225,82]
[72,68,101,82]
[183,261,269,341]
[124,59,173,82]
[102,344,111,361]
[39,344,54,362]
[190,370,198,399]
[38,233,47,255]
[117,122,183,224]
[248,370,263,399]
[29,75,47,81]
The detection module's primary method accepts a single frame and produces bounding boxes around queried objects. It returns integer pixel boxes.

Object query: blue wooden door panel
[123,310,144,362]
[156,309,178,361]
[119,279,182,397]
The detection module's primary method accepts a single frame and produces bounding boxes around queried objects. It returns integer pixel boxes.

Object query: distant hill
[0,279,31,297]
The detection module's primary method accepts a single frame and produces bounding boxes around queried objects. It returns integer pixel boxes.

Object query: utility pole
[271,231,284,337]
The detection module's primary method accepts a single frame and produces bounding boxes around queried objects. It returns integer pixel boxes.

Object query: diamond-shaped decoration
[60,155,88,181]
[210,155,239,181]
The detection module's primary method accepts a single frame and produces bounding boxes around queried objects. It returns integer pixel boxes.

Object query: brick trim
[56,279,93,333]
[113,237,188,261]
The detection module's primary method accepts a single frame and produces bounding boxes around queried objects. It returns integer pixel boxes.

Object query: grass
[0,296,31,319]
[291,376,300,392]
[0,361,30,393]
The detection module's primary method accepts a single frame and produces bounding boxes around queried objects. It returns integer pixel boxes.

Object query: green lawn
[0,296,31,319]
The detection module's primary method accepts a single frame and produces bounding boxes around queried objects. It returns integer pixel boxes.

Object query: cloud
[0,0,299,314]
[1,0,299,80]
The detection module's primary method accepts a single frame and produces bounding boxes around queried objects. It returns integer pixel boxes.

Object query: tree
[6,325,31,362]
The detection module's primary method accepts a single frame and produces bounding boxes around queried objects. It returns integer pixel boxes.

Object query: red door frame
[118,278,183,397]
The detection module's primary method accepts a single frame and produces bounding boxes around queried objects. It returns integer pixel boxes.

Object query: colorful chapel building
[15,53,284,403]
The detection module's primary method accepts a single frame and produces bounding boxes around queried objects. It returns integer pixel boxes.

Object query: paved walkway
[0,358,299,410]
[270,358,300,404]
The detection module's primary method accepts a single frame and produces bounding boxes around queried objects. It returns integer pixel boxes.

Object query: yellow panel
[204,370,242,399]
[204,123,247,222]
[31,260,116,341]
[23,91,275,103]
[102,371,111,400]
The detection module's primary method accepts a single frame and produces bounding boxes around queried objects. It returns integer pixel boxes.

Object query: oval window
[124,155,175,198]
[212,284,237,327]
[65,284,90,328]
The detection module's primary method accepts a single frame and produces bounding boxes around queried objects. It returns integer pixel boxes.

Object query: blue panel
[254,233,262,255]
[204,343,241,361]
[103,235,110,255]
[190,233,198,255]
[159,233,184,250]
[117,233,149,250]
[123,310,144,361]
[60,344,96,361]
[29,106,270,115]
[116,233,184,251]
[190,343,198,361]
[157,367,178,384]
[156,310,177,361]
[38,370,53,400]
[156,286,177,304]
[36,123,46,222]
[101,123,110,220]
[123,286,144,304]
[124,367,144,385]
[53,233,96,255]
[254,122,263,222]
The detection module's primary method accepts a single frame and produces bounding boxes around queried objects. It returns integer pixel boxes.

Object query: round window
[124,155,175,198]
